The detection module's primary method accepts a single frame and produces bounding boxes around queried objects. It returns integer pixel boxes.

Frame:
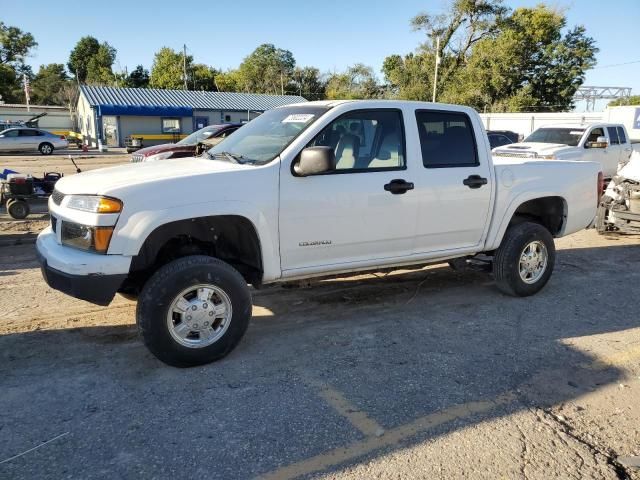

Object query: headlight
[145,151,174,162]
[61,222,114,253]
[66,195,122,213]
[539,154,557,160]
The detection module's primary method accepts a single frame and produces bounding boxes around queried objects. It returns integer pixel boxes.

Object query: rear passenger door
[411,109,493,254]
[606,126,624,166]
[617,126,633,165]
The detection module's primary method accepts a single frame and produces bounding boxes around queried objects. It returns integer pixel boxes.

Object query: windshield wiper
[209,151,247,164]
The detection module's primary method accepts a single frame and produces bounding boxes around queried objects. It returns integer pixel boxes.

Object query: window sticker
[282,114,315,123]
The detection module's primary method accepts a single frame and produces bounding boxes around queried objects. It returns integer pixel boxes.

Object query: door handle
[384,179,414,195]
[463,175,488,189]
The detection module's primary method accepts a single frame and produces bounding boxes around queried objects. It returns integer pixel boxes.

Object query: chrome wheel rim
[167,284,232,348]
[518,241,548,284]
[42,145,52,154]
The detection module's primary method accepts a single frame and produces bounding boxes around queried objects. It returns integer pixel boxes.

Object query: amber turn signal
[97,198,123,213]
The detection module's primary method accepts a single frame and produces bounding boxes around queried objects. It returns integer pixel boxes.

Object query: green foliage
[68,36,116,84]
[608,95,640,107]
[149,47,193,89]
[289,67,325,99]
[31,63,69,105]
[326,64,380,100]
[383,1,598,112]
[214,70,241,92]
[236,44,296,94]
[125,65,150,88]
[0,21,37,103]
[0,21,37,65]
[191,64,218,91]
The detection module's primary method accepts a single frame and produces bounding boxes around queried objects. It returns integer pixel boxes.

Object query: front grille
[131,154,144,163]
[51,189,64,205]
[494,151,537,159]
[51,215,57,233]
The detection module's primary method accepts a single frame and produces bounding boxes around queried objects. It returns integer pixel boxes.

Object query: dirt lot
[1,152,640,479]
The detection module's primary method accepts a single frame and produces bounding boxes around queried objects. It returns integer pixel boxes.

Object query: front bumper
[36,227,130,306]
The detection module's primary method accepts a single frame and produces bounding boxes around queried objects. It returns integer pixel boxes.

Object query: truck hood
[494,142,573,156]
[55,157,246,195]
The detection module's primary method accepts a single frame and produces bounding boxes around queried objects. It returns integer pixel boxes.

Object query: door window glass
[19,129,39,136]
[607,127,620,145]
[307,110,405,171]
[587,128,605,143]
[2,130,19,137]
[416,111,478,168]
[617,127,627,144]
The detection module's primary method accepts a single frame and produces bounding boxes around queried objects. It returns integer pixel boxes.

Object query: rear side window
[607,127,620,145]
[19,130,39,136]
[617,127,627,144]
[416,111,478,168]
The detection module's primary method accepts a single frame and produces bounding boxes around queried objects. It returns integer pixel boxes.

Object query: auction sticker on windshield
[282,114,315,123]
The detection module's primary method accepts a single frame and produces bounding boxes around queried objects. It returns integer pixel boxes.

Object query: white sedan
[0,127,69,155]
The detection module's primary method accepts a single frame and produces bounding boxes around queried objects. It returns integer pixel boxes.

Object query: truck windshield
[206,105,329,164]
[524,128,585,147]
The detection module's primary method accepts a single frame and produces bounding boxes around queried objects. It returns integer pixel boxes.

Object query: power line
[590,60,640,70]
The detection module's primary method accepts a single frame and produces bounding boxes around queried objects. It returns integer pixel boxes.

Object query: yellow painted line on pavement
[258,391,516,480]
[315,384,384,437]
[584,344,640,371]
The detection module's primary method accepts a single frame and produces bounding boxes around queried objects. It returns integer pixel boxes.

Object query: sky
[4,0,640,112]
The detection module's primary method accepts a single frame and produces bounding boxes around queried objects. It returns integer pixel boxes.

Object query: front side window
[307,110,405,171]
[207,106,328,165]
[162,118,181,134]
[607,127,620,145]
[416,110,478,168]
[587,128,605,143]
[2,129,19,138]
[617,127,627,144]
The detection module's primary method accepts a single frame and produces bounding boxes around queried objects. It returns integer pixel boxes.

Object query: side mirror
[294,147,336,176]
[586,136,608,149]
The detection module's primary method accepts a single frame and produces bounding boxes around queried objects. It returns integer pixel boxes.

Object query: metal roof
[80,85,307,112]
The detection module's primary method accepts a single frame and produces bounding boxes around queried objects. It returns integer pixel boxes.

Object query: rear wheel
[7,199,30,219]
[39,142,53,155]
[493,221,555,297]
[136,255,252,367]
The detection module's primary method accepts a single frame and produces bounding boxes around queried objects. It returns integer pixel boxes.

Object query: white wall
[479,112,603,138]
[0,105,73,131]
[602,106,640,142]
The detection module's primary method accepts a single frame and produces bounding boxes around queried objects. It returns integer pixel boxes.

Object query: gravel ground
[0,154,639,478]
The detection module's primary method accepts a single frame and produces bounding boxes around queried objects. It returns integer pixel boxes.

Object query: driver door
[278,109,419,275]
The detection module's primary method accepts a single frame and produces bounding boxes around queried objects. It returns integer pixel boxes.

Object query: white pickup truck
[36,100,601,367]
[493,123,633,179]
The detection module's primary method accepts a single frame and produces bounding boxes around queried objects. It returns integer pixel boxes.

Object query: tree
[382,1,597,112]
[123,65,149,88]
[191,64,218,91]
[236,44,296,94]
[609,95,640,107]
[85,43,116,85]
[149,47,193,89]
[215,70,241,92]
[31,63,68,105]
[0,22,37,103]
[290,67,325,99]
[326,64,380,100]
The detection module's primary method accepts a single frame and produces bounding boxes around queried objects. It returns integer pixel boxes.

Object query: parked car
[37,100,601,367]
[493,123,632,178]
[487,130,519,149]
[0,128,68,155]
[130,124,242,162]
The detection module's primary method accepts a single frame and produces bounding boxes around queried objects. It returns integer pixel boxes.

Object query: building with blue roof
[76,85,306,148]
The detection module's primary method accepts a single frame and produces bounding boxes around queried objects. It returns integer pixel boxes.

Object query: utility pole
[183,44,188,90]
[432,37,440,103]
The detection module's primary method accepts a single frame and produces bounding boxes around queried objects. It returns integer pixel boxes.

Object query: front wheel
[7,199,30,219]
[492,222,556,297]
[137,255,252,367]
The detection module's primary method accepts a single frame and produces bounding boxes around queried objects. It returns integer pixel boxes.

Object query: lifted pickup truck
[493,123,632,179]
[36,100,602,367]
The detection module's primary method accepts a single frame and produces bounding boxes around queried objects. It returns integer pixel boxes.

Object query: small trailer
[0,170,62,219]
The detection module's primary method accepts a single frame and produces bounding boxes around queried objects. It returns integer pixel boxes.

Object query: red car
[130,124,242,162]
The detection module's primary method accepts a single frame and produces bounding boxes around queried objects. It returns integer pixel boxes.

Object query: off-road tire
[137,255,252,367]
[7,199,30,219]
[493,221,555,297]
